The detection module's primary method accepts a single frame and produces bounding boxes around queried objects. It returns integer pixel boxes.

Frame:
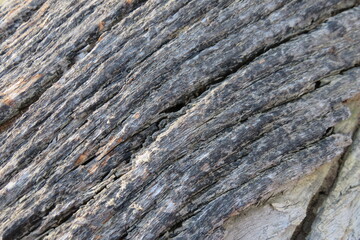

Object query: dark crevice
[290,158,339,240]
[115,232,128,240]
[79,155,97,167]
[314,80,322,89]
[339,62,360,75]
[291,113,360,239]
[325,126,334,136]
[160,102,187,114]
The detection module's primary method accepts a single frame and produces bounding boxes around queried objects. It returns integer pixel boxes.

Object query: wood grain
[0,0,359,239]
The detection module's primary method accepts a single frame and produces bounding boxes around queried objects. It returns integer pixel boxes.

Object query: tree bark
[0,0,359,239]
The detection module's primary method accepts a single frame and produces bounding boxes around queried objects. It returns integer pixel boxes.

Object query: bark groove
[0,0,360,239]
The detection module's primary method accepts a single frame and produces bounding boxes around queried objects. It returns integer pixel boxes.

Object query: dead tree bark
[0,0,359,239]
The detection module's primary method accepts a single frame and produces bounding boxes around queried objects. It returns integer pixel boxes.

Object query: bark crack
[291,101,360,240]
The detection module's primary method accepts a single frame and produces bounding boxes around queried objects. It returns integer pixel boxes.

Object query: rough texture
[223,163,333,240]
[307,134,360,240]
[306,98,360,240]
[223,96,360,240]
[0,0,360,239]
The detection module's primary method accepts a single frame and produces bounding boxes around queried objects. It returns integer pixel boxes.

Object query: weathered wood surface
[305,98,360,240]
[308,132,360,240]
[223,97,360,240]
[223,162,333,240]
[0,0,359,239]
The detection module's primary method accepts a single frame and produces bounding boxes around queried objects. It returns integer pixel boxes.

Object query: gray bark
[0,0,359,239]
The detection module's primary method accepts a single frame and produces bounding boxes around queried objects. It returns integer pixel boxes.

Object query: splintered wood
[0,0,359,239]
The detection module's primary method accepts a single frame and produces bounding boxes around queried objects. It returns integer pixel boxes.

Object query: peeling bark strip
[0,0,360,239]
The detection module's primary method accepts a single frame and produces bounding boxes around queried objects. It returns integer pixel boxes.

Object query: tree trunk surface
[0,0,359,239]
